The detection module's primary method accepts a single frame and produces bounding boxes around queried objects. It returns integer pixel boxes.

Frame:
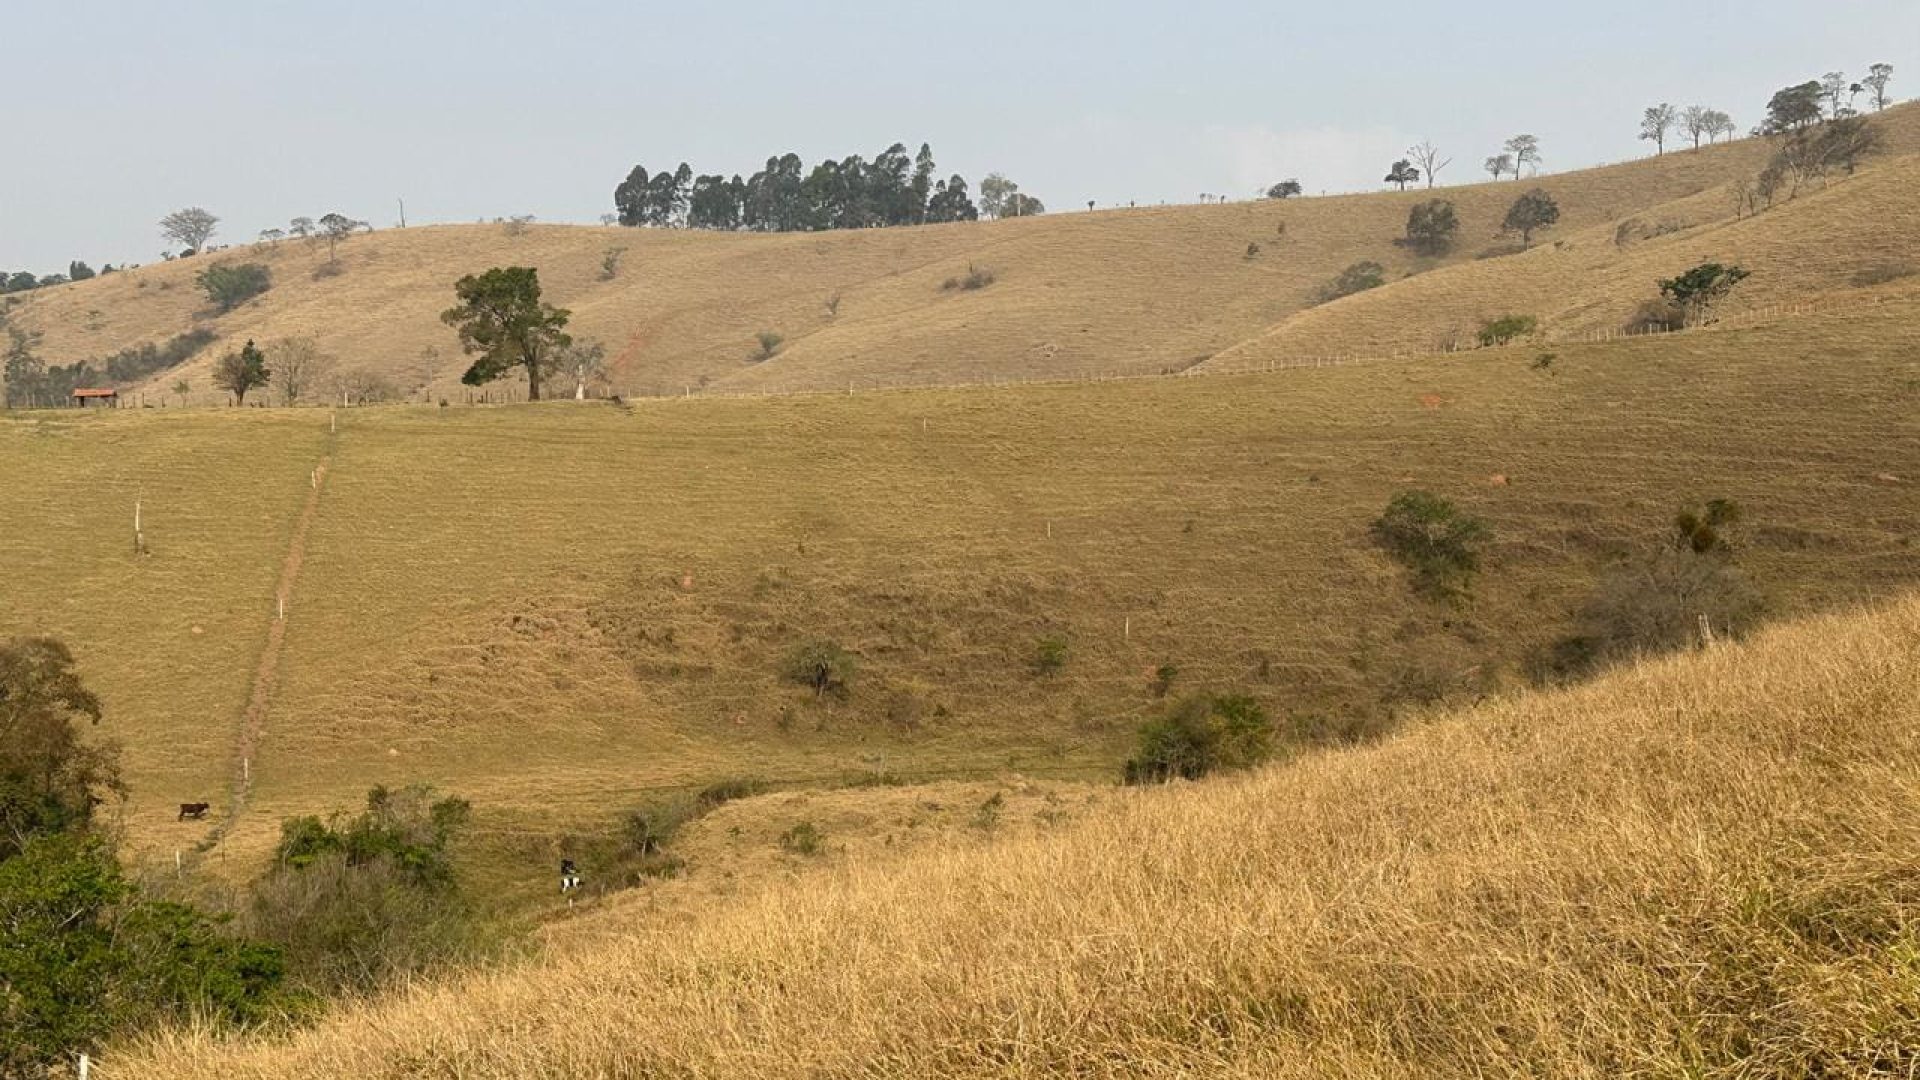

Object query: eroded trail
[201,455,331,851]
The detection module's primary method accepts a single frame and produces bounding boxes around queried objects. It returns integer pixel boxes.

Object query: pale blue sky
[2,0,1913,271]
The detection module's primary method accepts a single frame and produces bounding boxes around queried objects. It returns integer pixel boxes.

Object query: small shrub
[1311,261,1386,305]
[752,331,784,362]
[1245,241,1262,259]
[196,262,272,312]
[598,246,626,282]
[1548,547,1762,679]
[1032,637,1068,676]
[1673,498,1742,554]
[1150,663,1179,698]
[1614,217,1685,247]
[779,820,824,856]
[1477,314,1539,347]
[940,264,996,292]
[825,292,842,317]
[1531,352,1557,371]
[971,792,1005,831]
[622,803,689,857]
[1123,693,1272,784]
[782,640,855,697]
[694,776,768,810]
[310,261,344,281]
[1626,297,1684,334]
[1851,262,1915,288]
[1371,491,1490,601]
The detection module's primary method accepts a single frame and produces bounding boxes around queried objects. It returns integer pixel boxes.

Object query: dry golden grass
[7,104,1916,401]
[3,293,1917,896]
[1210,148,1920,368]
[117,590,1920,1078]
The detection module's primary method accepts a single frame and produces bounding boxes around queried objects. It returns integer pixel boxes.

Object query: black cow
[178,802,211,821]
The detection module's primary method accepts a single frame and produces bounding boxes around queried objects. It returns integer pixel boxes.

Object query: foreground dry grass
[121,594,1920,1077]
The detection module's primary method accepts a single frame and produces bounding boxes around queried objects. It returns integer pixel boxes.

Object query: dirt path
[200,456,331,852]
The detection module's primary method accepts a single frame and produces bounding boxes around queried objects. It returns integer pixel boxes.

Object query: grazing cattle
[560,858,582,893]
[178,802,211,821]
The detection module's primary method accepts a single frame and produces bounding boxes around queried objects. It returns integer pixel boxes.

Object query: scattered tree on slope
[440,267,573,402]
[1639,103,1677,154]
[1403,199,1459,255]
[159,206,219,254]
[213,340,271,405]
[1502,188,1560,246]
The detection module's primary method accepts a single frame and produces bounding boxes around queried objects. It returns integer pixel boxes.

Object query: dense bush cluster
[1477,314,1539,346]
[1,638,295,1071]
[1123,693,1273,784]
[248,785,495,996]
[197,261,273,312]
[1311,261,1387,305]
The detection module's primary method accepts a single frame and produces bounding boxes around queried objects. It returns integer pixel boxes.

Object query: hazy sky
[2,1,1914,271]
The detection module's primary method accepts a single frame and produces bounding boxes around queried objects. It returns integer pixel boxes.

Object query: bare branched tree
[1639,104,1677,155]
[1407,141,1451,189]
[1862,63,1894,112]
[270,338,333,405]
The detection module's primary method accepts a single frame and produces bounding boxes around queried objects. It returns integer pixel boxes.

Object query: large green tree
[441,267,573,401]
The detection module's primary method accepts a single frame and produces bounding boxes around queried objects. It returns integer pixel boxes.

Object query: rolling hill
[113,590,1920,1077]
[3,290,1916,905]
[5,99,1920,1077]
[4,103,1917,403]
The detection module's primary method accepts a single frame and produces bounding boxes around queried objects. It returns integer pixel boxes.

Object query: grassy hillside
[1209,149,1920,369]
[6,103,1917,401]
[3,294,1916,900]
[116,589,1920,1078]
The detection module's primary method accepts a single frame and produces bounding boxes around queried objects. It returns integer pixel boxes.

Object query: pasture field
[4,293,1917,906]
